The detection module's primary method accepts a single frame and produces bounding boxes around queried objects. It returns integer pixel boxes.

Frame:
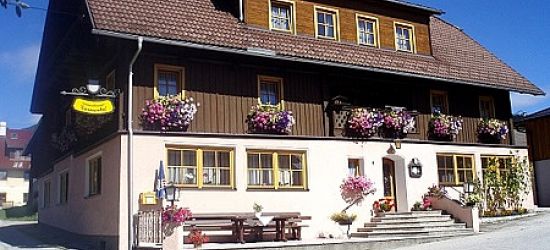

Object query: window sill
[178,186,237,191]
[84,193,101,199]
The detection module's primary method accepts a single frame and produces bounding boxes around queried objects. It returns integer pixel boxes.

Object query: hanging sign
[72,98,114,115]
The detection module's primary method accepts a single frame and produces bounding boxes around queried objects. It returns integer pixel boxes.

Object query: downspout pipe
[239,0,244,22]
[128,36,143,250]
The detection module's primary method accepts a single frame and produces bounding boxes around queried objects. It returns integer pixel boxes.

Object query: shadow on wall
[0,223,101,250]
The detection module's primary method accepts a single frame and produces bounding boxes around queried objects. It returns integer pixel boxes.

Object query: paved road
[0,221,61,250]
[395,211,550,250]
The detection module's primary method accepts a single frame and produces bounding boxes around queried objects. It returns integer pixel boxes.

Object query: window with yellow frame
[437,154,475,185]
[314,7,339,40]
[394,22,416,53]
[481,155,512,179]
[356,15,378,47]
[247,150,307,189]
[154,64,185,98]
[269,0,295,33]
[166,147,234,189]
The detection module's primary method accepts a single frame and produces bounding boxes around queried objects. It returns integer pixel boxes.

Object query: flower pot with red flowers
[188,227,208,249]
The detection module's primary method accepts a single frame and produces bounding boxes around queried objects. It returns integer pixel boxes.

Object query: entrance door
[383,159,397,210]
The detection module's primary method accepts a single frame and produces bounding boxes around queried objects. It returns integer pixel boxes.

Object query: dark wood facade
[526,116,550,161]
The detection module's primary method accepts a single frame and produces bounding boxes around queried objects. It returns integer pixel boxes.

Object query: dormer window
[10,133,17,139]
[357,15,378,47]
[315,7,338,40]
[270,0,294,33]
[395,23,415,52]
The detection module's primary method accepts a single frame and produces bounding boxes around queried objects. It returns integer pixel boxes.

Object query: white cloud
[511,87,550,113]
[0,44,41,83]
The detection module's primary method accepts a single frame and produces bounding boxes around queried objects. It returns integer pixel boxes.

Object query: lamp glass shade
[165,185,176,202]
[87,83,100,94]
[463,182,474,194]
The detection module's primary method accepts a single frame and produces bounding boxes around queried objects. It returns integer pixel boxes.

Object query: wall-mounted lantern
[165,183,180,206]
[463,181,475,194]
[408,158,422,178]
[394,139,402,149]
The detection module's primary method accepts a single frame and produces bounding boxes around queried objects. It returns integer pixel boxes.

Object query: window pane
[318,24,325,36]
[203,151,215,168]
[326,14,333,25]
[291,155,302,170]
[168,150,181,166]
[280,170,291,186]
[261,154,273,169]
[158,71,179,96]
[327,27,334,37]
[182,151,196,166]
[203,167,215,184]
[317,12,324,23]
[292,171,303,186]
[279,155,290,169]
[248,154,259,169]
[184,168,196,184]
[220,169,231,185]
[218,152,230,168]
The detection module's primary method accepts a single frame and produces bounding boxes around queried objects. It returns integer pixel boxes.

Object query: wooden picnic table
[188,212,310,244]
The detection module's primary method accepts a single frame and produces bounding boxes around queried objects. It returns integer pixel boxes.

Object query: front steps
[352,210,474,240]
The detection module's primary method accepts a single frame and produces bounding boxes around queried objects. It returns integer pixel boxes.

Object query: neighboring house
[0,122,33,208]
[523,108,550,207]
[28,0,543,248]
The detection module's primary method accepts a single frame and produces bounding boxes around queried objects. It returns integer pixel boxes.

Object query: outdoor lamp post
[165,184,180,206]
[463,181,475,194]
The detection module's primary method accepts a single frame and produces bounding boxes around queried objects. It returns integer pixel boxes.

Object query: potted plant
[330,212,357,225]
[379,109,416,139]
[140,95,199,131]
[187,227,208,249]
[477,118,509,143]
[411,197,432,211]
[428,110,463,140]
[162,205,192,226]
[345,108,383,138]
[465,193,482,206]
[246,105,295,134]
[253,202,263,218]
[373,198,394,216]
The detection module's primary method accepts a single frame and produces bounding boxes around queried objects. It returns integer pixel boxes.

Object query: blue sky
[0,0,549,129]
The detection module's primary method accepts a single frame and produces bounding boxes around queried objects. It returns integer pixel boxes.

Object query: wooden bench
[184,212,310,243]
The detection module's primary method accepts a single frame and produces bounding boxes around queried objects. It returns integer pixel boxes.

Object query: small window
[258,76,283,107]
[87,156,102,196]
[348,159,362,177]
[270,1,294,33]
[437,154,475,185]
[43,180,51,208]
[106,70,116,90]
[357,16,378,47]
[10,133,17,139]
[59,172,69,204]
[479,96,495,118]
[167,147,234,188]
[430,90,449,113]
[315,7,338,40]
[155,65,184,98]
[395,23,415,52]
[247,150,307,189]
[0,171,7,180]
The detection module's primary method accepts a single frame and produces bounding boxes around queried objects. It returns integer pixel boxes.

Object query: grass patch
[0,206,37,221]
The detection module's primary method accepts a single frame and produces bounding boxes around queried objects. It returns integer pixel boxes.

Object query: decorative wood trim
[268,0,296,34]
[393,21,417,53]
[153,64,185,99]
[314,6,340,41]
[355,13,380,47]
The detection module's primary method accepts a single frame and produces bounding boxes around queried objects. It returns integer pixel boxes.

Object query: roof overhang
[92,29,543,95]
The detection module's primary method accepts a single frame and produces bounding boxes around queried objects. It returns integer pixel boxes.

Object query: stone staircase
[351,210,474,240]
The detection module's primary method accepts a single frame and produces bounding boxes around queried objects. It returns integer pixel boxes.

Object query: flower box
[345,108,415,139]
[140,96,198,132]
[477,118,508,143]
[428,110,463,140]
[246,105,295,135]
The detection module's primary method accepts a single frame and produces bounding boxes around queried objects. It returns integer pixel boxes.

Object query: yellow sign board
[72,98,114,115]
[140,192,157,205]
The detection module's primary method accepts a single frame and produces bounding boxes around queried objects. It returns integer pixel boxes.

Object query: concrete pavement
[395,211,550,250]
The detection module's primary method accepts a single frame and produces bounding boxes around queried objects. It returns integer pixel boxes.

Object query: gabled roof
[0,126,33,170]
[85,0,543,95]
[523,107,550,121]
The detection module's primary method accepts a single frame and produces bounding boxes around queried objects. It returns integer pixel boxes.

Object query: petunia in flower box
[140,95,199,131]
[345,108,383,138]
[428,110,463,140]
[379,109,416,138]
[246,105,295,135]
[477,118,508,143]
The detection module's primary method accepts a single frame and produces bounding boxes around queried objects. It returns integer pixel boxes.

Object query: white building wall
[0,170,29,207]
